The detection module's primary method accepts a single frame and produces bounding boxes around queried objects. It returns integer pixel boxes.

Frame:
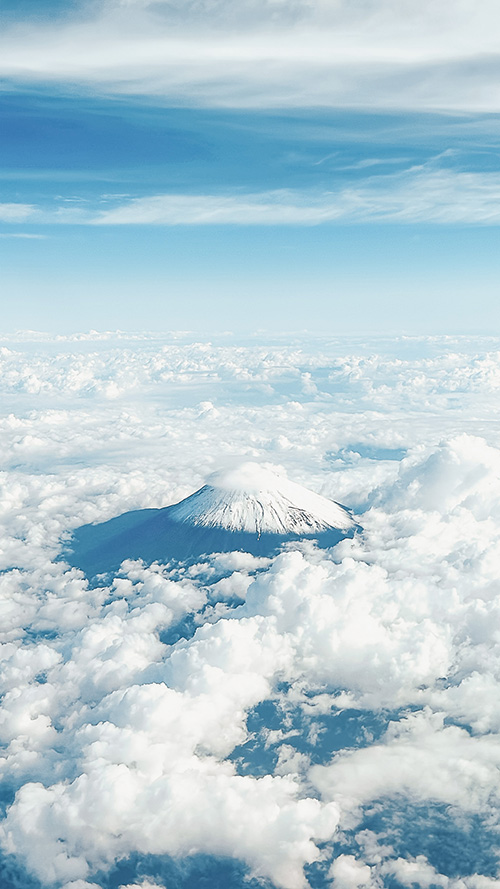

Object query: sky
[2,0,500,333]
[4,6,500,889]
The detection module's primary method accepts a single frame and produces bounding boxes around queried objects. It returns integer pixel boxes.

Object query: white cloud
[329,855,375,888]
[0,203,35,222]
[9,165,500,228]
[63,882,104,889]
[118,883,164,889]
[1,1,500,109]
[380,856,449,889]
[2,335,500,887]
[92,172,500,226]
[0,233,47,239]
[310,709,500,816]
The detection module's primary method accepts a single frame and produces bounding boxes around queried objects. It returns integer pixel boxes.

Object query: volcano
[66,463,357,577]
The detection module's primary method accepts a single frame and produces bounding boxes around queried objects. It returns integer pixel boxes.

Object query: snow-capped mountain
[66,463,357,577]
[169,463,355,535]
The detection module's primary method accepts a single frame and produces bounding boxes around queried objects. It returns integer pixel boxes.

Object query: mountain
[65,463,358,577]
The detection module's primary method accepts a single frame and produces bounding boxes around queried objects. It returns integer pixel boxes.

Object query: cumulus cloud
[329,855,374,889]
[1,334,500,887]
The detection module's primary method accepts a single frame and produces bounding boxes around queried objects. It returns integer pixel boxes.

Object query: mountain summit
[168,463,355,536]
[66,463,357,577]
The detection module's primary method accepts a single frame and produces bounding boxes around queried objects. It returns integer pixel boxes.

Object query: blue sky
[2,0,500,333]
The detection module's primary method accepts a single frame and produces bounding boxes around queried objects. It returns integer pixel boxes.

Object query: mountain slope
[65,463,358,577]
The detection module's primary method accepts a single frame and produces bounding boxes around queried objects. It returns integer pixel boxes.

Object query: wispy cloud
[1,0,500,110]
[5,166,500,227]
[0,203,36,222]
[0,233,47,239]
[85,168,500,226]
[93,191,344,225]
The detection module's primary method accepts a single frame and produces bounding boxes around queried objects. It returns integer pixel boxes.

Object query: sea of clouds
[2,332,500,889]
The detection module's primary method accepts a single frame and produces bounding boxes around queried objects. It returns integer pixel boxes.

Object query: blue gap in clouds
[3,94,494,203]
[159,589,247,645]
[158,557,262,645]
[92,803,500,889]
[228,699,403,776]
[0,785,16,819]
[0,854,42,889]
[98,851,276,889]
[160,611,200,646]
[327,800,500,882]
[335,444,407,462]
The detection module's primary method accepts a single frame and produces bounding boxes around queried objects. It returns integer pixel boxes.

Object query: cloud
[310,708,500,815]
[91,170,500,225]
[329,855,374,889]
[0,233,47,240]
[7,164,500,227]
[0,203,35,222]
[1,1,500,109]
[2,335,500,887]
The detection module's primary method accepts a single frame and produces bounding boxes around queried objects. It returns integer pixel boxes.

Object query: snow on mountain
[66,463,357,576]
[168,463,355,535]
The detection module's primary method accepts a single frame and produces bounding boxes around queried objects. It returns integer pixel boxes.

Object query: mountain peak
[168,462,355,536]
[208,462,288,493]
[66,462,358,577]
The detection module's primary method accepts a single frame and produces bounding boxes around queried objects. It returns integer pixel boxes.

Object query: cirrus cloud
[1,0,500,110]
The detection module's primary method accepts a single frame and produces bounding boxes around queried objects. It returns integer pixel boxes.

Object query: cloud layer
[2,0,500,110]
[1,334,500,888]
